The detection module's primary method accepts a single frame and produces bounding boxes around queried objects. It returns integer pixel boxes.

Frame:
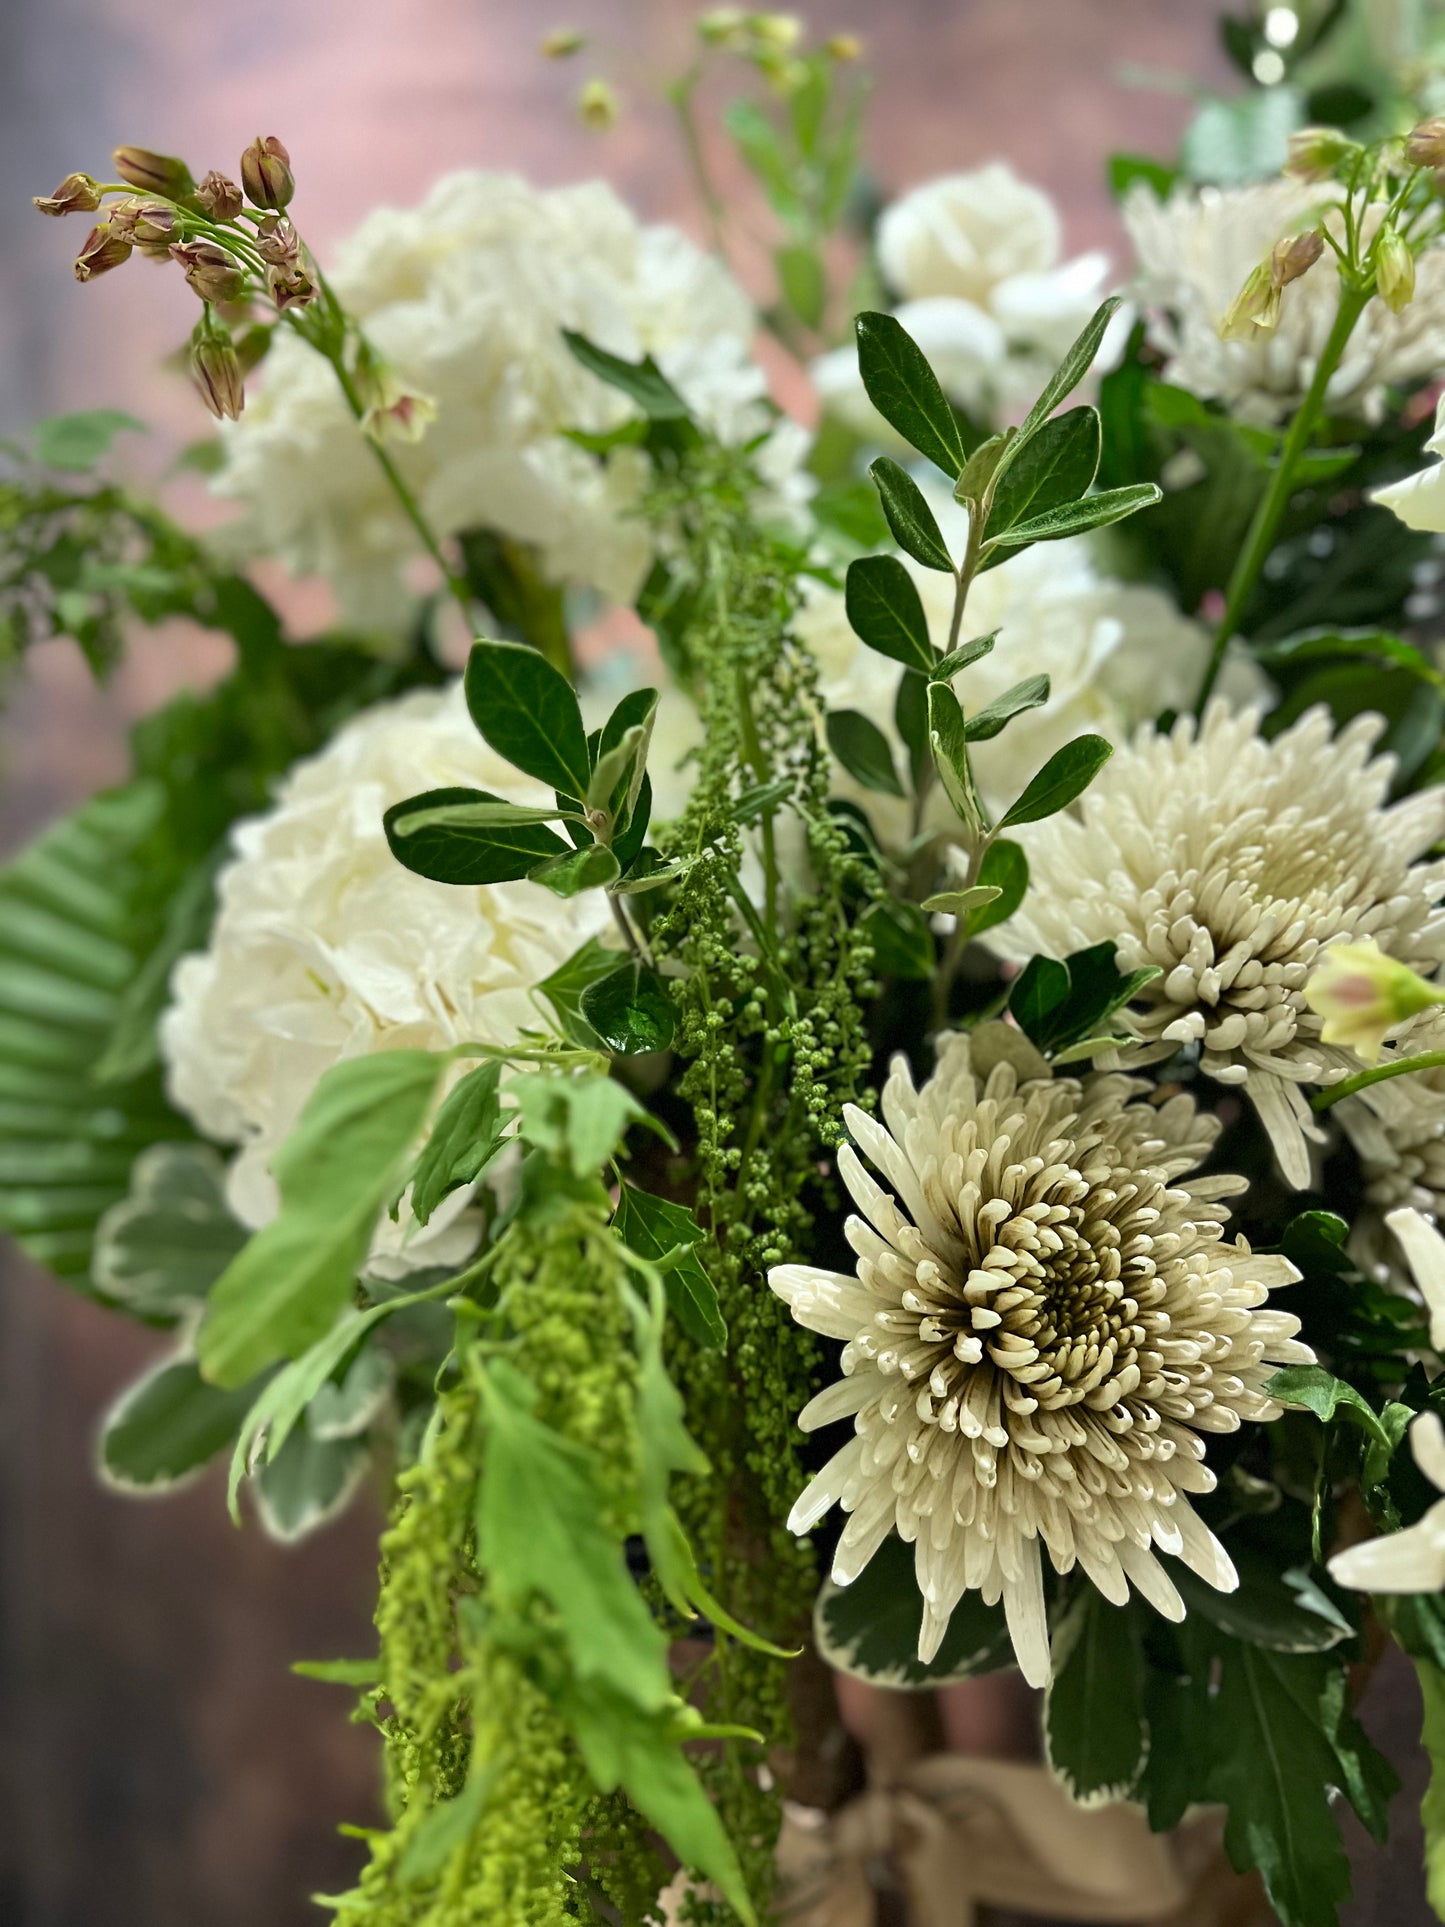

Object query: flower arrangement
[16,7,1445,1925]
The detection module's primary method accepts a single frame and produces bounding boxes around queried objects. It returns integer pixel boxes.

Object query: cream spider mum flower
[770,1027,1309,1687]
[1124,179,1445,425]
[1337,1006,1445,1272]
[993,704,1445,1189]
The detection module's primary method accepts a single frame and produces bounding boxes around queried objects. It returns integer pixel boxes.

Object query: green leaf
[854,311,968,479]
[724,97,798,219]
[868,456,953,571]
[478,1358,671,1708]
[960,673,1050,742]
[931,630,998,682]
[967,838,1028,937]
[612,1181,725,1351]
[537,936,620,1048]
[986,406,1101,537]
[1009,955,1072,1048]
[826,709,904,797]
[33,408,146,472]
[527,843,621,896]
[862,899,934,980]
[844,554,936,673]
[464,638,592,797]
[1175,1551,1354,1655]
[981,483,1162,561]
[291,1656,382,1686]
[922,885,1001,917]
[927,682,983,830]
[397,1768,499,1886]
[894,669,930,793]
[92,1142,247,1318]
[1044,1591,1147,1802]
[776,242,825,329]
[998,734,1113,828]
[254,1427,369,1543]
[954,431,1013,507]
[1107,152,1179,200]
[1181,83,1304,186]
[814,1532,1010,1688]
[561,332,692,421]
[408,1061,504,1228]
[385,786,569,885]
[732,775,793,825]
[1267,1364,1395,1456]
[508,1069,648,1178]
[580,960,677,1056]
[197,1052,444,1388]
[1001,298,1122,474]
[99,1353,261,1492]
[1415,1658,1445,1923]
[307,1343,393,1441]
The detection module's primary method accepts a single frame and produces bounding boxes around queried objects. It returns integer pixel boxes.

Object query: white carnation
[1124,179,1445,425]
[211,172,775,627]
[160,682,611,1271]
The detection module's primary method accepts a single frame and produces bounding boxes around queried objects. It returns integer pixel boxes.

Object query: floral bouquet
[15,6,1445,1924]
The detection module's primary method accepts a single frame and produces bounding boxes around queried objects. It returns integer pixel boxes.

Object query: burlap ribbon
[772,1756,1194,1927]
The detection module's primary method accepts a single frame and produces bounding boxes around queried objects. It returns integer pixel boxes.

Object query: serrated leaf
[508,1068,648,1177]
[1044,1591,1147,1803]
[408,1061,504,1228]
[826,709,904,797]
[464,638,592,797]
[99,1353,261,1492]
[844,554,936,673]
[986,406,1101,536]
[854,311,968,479]
[580,960,677,1056]
[998,735,1113,828]
[868,456,954,571]
[612,1181,725,1350]
[537,936,619,1047]
[814,1532,1010,1688]
[961,673,1050,742]
[385,786,569,885]
[198,1052,444,1388]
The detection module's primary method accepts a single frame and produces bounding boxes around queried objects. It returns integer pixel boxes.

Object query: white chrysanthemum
[771,1027,1309,1685]
[1124,179,1445,425]
[812,165,1116,433]
[211,171,775,628]
[160,682,611,1271]
[798,520,1254,830]
[1336,1003,1445,1272]
[993,704,1445,1189]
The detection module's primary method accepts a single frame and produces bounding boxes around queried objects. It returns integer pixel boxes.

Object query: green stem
[1193,280,1371,714]
[670,69,730,265]
[1312,1049,1445,1110]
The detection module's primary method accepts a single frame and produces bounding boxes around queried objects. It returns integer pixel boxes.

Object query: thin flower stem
[670,69,731,265]
[1312,1049,1445,1110]
[1193,279,1371,714]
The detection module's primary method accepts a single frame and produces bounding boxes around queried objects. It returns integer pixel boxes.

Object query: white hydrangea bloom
[993,704,1445,1189]
[211,172,775,628]
[1124,179,1445,425]
[160,682,611,1271]
[772,1027,1309,1685]
[1374,390,1445,532]
[811,164,1116,434]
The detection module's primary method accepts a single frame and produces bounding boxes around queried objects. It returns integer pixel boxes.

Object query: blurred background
[0,2,1427,1922]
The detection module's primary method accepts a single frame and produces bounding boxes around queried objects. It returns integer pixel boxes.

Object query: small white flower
[211,172,780,628]
[1125,179,1445,425]
[160,683,611,1271]
[1374,391,1445,533]
[1329,1411,1445,1594]
[771,1027,1309,1686]
[992,704,1445,1189]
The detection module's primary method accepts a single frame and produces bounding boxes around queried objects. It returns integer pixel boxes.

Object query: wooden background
[0,1,1429,1920]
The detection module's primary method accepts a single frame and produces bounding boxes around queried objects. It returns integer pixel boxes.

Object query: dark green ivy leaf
[580,959,678,1056]
[612,1181,725,1350]
[537,936,619,1048]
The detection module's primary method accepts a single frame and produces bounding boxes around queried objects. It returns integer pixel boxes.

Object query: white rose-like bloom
[1374,390,1445,532]
[812,164,1116,434]
[1124,179,1445,426]
[161,682,611,1272]
[211,171,774,629]
[1330,1407,1445,1596]
[771,1027,1309,1685]
[992,704,1445,1190]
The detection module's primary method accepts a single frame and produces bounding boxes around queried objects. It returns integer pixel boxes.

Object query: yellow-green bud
[826,32,862,60]
[541,26,584,56]
[171,239,247,304]
[698,7,748,45]
[1283,125,1359,183]
[113,146,193,198]
[73,221,133,282]
[1376,223,1415,313]
[748,10,802,47]
[240,135,294,211]
[1304,939,1443,1063]
[195,170,245,221]
[1269,228,1324,287]
[32,172,102,217]
[1218,260,1281,341]
[1405,118,1445,170]
[577,78,619,130]
[191,334,245,421]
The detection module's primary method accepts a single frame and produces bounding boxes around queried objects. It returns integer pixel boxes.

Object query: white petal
[1387,1208,1445,1352]
[1247,1073,1314,1191]
[1172,1501,1238,1593]
[798,1374,876,1433]
[1413,1413,1445,1495]
[1002,1538,1052,1687]
[1329,1508,1445,1594]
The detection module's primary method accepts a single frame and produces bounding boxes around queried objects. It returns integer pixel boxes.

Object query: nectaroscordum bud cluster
[32,137,317,420]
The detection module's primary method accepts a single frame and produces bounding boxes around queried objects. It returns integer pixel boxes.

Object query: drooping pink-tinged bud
[113,146,194,198]
[1283,125,1358,183]
[1218,259,1281,341]
[1405,118,1445,170]
[267,261,316,311]
[357,362,438,444]
[255,219,300,267]
[191,334,245,421]
[1376,223,1416,314]
[33,172,102,217]
[194,170,245,220]
[171,239,247,304]
[74,221,133,282]
[1269,228,1324,288]
[240,136,294,211]
[132,202,180,253]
